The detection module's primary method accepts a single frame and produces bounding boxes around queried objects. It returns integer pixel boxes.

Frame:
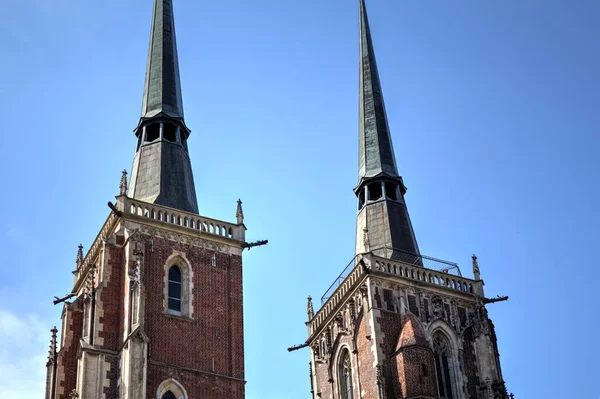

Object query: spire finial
[76,244,84,269]
[119,170,128,196]
[472,254,481,280]
[47,326,58,366]
[236,199,244,225]
[307,296,314,320]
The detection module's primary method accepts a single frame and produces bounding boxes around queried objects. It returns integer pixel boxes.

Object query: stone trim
[429,320,465,399]
[149,360,247,383]
[156,378,188,399]
[163,251,194,319]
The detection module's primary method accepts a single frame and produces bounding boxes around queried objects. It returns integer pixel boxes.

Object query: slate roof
[141,0,185,119]
[358,0,400,184]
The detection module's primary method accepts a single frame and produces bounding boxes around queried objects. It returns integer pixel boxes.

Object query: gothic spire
[354,0,420,258]
[141,0,184,120]
[128,0,199,214]
[358,0,398,184]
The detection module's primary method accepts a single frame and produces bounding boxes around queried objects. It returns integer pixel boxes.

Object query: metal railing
[371,247,462,276]
[320,255,361,305]
[320,248,462,305]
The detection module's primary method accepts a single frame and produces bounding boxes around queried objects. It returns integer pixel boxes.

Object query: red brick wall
[143,237,245,396]
[147,362,245,399]
[313,352,332,397]
[356,314,378,399]
[396,347,437,398]
[98,244,125,351]
[56,299,83,399]
[377,311,403,397]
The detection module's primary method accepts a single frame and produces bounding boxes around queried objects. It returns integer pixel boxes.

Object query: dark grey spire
[141,0,184,119]
[358,0,398,183]
[128,0,199,214]
[355,0,420,258]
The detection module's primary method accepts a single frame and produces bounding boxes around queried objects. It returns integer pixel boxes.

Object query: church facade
[45,1,248,398]
[302,1,509,399]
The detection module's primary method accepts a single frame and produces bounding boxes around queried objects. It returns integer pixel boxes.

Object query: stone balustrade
[309,261,366,336]
[121,197,245,242]
[372,254,476,294]
[308,252,479,338]
[74,211,120,287]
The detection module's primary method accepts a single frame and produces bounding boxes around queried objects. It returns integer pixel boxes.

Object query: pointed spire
[472,254,481,280]
[358,0,398,183]
[128,0,199,214]
[307,296,314,321]
[141,0,184,119]
[354,0,419,258]
[76,244,83,269]
[236,199,244,225]
[119,170,128,196]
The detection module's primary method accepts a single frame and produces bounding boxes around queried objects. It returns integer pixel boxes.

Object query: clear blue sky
[1,0,598,397]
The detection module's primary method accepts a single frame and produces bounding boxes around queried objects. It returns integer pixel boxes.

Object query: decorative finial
[472,254,481,280]
[69,389,80,398]
[236,199,244,225]
[307,296,314,320]
[47,326,58,366]
[362,228,370,252]
[76,244,83,269]
[119,170,128,196]
[509,394,515,399]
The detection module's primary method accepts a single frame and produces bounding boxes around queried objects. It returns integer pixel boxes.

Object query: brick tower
[302,1,509,398]
[45,1,249,398]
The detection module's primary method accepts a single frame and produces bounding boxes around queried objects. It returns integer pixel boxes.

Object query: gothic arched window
[157,378,188,399]
[433,332,454,399]
[339,349,354,399]
[168,266,182,313]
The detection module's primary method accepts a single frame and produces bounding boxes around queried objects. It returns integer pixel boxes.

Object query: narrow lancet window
[339,349,354,399]
[433,332,454,399]
[168,266,182,313]
[162,392,176,399]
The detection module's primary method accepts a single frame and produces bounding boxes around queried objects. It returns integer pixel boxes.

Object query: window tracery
[433,332,454,399]
[339,349,354,399]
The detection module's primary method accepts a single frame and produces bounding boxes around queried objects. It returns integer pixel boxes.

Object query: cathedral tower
[303,1,509,398]
[46,1,249,398]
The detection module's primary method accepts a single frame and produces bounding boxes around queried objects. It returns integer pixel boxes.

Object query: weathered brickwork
[56,299,83,399]
[97,244,125,351]
[104,355,119,399]
[147,362,245,399]
[377,310,402,395]
[356,313,379,399]
[143,236,245,395]
[307,267,508,399]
